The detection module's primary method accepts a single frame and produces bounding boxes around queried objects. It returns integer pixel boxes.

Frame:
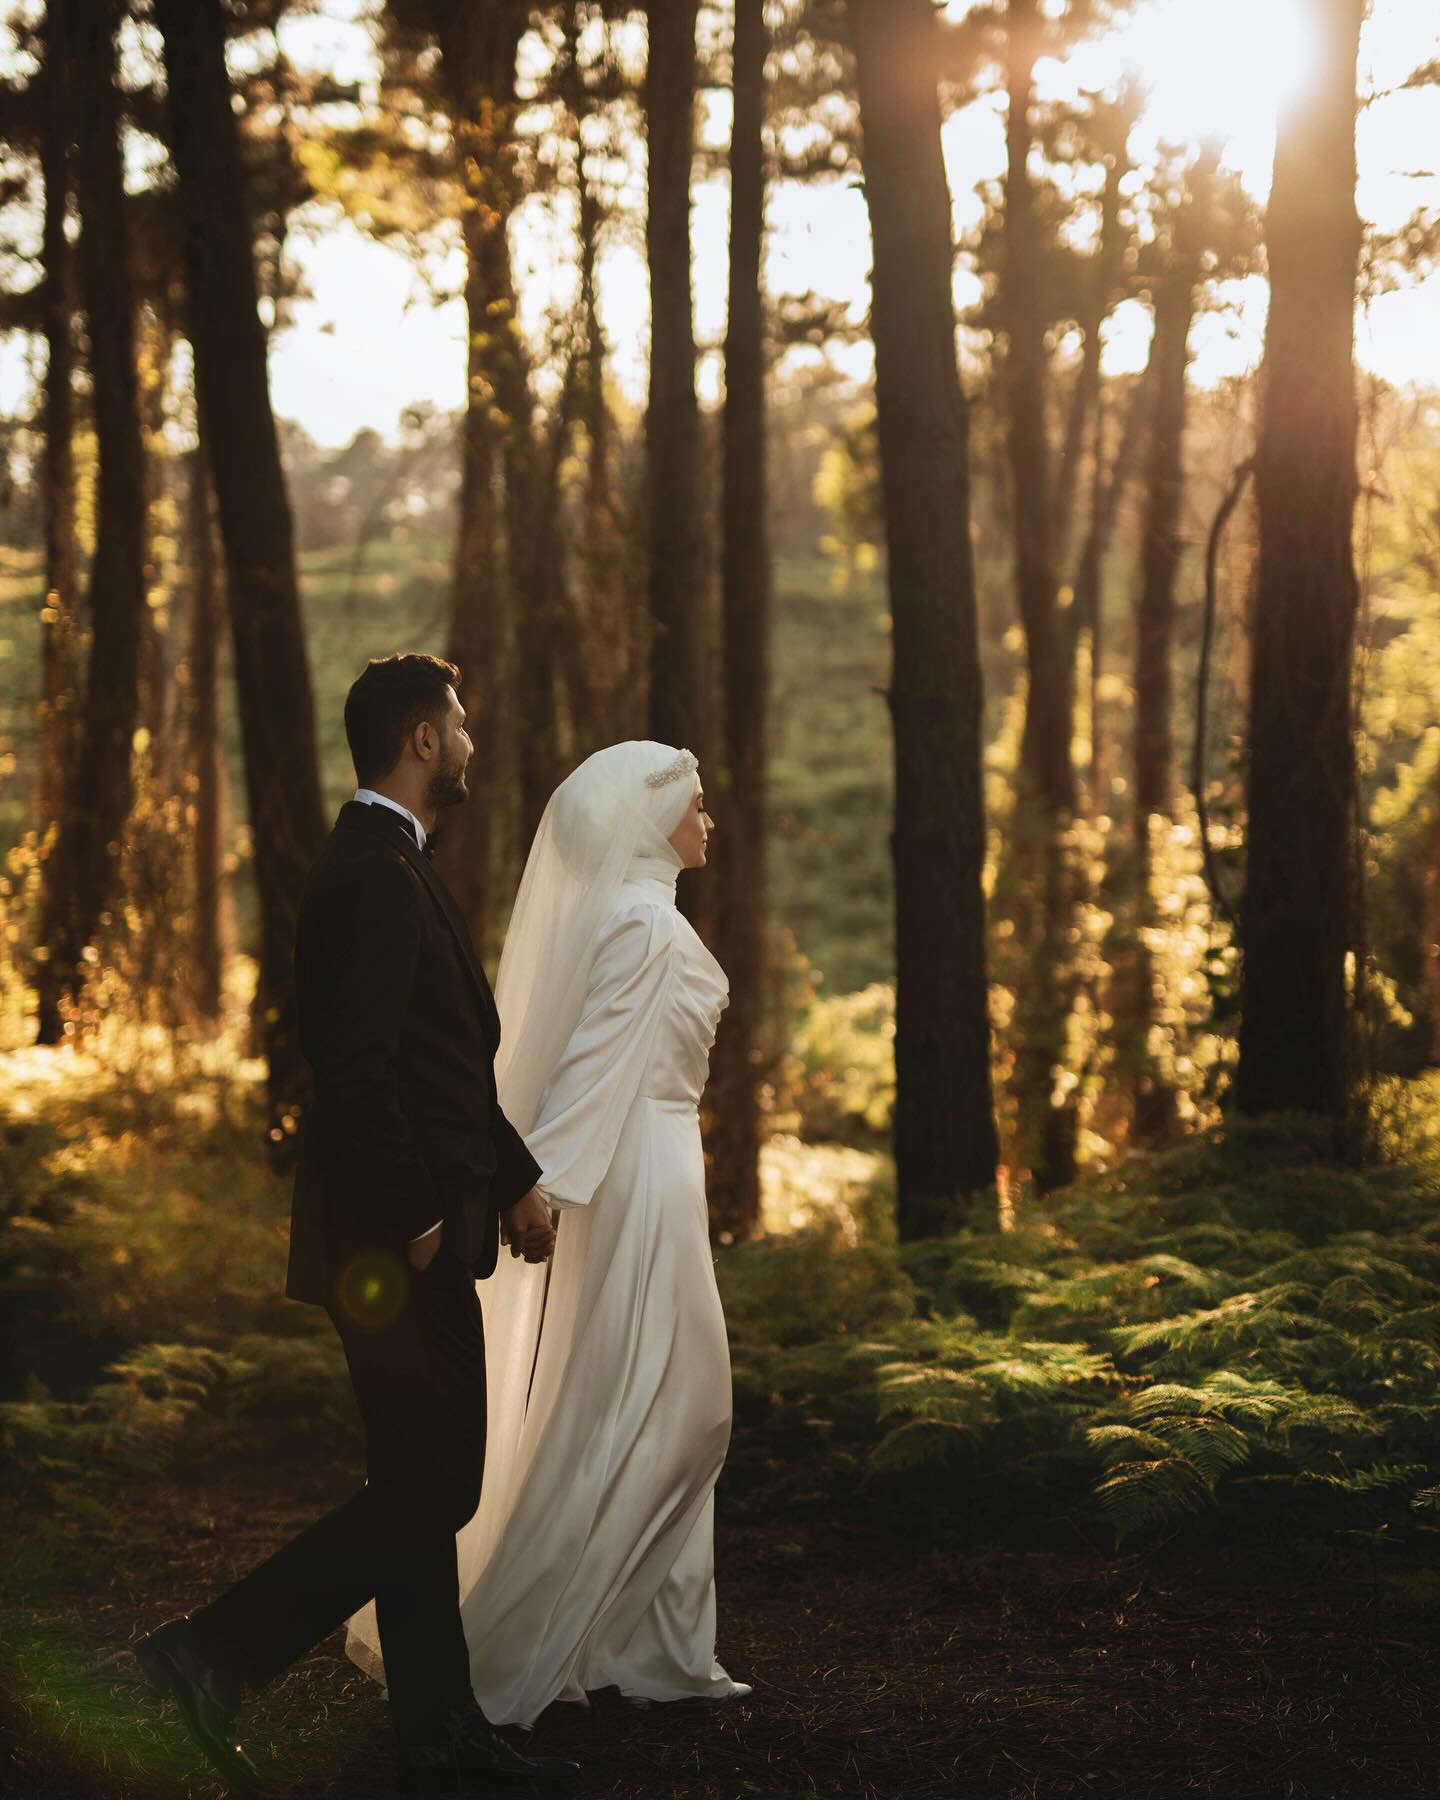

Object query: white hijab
[491,740,699,1136]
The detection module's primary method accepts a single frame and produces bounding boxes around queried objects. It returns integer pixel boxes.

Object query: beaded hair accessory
[644,747,698,789]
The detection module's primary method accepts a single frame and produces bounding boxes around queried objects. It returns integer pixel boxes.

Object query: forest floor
[4,1058,1440,1799]
[2,1460,1435,1800]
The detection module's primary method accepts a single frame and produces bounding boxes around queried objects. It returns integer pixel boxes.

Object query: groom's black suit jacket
[285,800,542,1308]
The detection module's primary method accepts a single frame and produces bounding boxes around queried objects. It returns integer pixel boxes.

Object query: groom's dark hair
[344,653,462,785]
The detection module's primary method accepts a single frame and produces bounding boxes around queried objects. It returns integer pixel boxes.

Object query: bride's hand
[504,1188,557,1262]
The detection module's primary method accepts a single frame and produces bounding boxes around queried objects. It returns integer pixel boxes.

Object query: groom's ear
[412,718,438,763]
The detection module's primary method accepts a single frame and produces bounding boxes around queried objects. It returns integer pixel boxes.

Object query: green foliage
[779,981,895,1146]
[3,1048,1439,1565]
[0,1343,248,1489]
[724,1110,1440,1549]
[718,1215,915,1350]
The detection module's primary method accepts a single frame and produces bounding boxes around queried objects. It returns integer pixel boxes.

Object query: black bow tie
[420,828,439,860]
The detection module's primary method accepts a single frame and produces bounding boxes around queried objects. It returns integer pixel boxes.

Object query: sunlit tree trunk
[155,0,326,1130]
[1134,143,1219,825]
[1127,144,1219,1143]
[1236,0,1364,1121]
[644,0,703,758]
[850,0,999,1232]
[36,5,77,832]
[432,6,527,956]
[1004,0,1072,817]
[1072,366,1148,802]
[188,439,227,1024]
[1054,110,1131,591]
[139,320,180,767]
[33,0,147,1045]
[998,0,1078,1191]
[571,8,637,741]
[708,0,769,1245]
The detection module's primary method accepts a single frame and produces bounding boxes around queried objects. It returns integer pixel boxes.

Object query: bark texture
[34,0,147,1043]
[850,0,1000,1230]
[155,0,326,1125]
[1003,0,1073,818]
[188,442,226,1023]
[432,6,528,960]
[1235,0,1364,1120]
[643,0,704,759]
[36,4,77,830]
[1133,144,1219,823]
[707,0,770,1244]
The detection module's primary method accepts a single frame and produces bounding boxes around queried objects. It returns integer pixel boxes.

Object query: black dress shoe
[396,1708,579,1794]
[132,1616,262,1795]
[455,1711,578,1786]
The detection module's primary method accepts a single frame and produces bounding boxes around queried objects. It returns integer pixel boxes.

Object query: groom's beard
[427,747,469,813]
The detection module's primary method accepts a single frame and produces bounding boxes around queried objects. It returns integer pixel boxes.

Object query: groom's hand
[502,1188,556,1263]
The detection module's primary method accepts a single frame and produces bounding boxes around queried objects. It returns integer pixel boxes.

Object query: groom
[134,655,576,1795]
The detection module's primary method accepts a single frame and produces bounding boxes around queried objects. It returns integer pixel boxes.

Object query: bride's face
[667,782,714,870]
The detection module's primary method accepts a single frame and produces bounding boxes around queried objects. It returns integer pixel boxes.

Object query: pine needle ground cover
[2,1051,1438,1796]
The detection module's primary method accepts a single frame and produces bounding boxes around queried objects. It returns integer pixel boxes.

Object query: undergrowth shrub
[0,1331,356,1499]
[723,1113,1440,1561]
[4,1051,1438,1576]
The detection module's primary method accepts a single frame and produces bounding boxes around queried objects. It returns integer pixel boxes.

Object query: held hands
[502,1187,557,1264]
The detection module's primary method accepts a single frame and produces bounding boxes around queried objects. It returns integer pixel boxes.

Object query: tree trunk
[707,0,770,1245]
[1071,366,1148,802]
[1004,0,1073,817]
[850,0,999,1233]
[572,10,636,742]
[433,7,527,960]
[644,0,703,758]
[188,440,226,1024]
[139,321,180,769]
[33,0,147,1044]
[1128,146,1219,1143]
[155,0,326,1131]
[36,5,77,831]
[516,356,580,847]
[997,0,1081,1191]
[1133,144,1219,823]
[1053,99,1133,590]
[1235,0,1364,1121]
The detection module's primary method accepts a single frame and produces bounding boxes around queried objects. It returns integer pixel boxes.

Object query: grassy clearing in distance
[0,535,904,991]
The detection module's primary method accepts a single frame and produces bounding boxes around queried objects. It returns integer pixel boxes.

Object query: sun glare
[1112,0,1319,150]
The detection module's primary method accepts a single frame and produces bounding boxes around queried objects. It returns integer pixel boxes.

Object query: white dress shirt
[353,786,427,851]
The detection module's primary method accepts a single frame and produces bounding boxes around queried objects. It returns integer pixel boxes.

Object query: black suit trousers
[190,1248,487,1746]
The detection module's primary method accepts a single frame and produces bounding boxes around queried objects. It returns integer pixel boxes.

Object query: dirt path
[2,1471,1434,1799]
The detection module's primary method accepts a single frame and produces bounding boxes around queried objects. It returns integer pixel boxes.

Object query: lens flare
[334,1250,409,1329]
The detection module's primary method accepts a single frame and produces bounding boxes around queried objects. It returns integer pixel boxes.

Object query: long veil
[346,741,699,1677]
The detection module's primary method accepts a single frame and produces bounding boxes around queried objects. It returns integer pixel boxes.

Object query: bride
[348,740,750,1725]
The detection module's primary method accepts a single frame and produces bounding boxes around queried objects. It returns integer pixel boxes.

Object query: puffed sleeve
[525,902,679,1210]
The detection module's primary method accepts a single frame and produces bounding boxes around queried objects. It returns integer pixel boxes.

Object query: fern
[1110,1284,1318,1363]
[868,1418,973,1476]
[1296,1460,1429,1495]
[1092,1457,1213,1540]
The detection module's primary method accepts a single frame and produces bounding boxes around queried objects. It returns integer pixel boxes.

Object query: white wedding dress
[460,876,743,1723]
